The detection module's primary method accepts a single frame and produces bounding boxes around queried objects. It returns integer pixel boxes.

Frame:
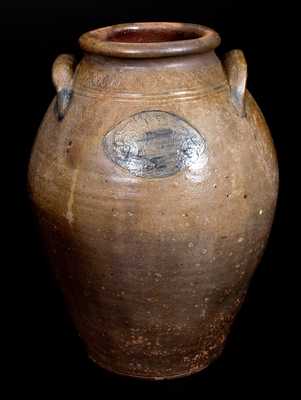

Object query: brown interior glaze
[107,28,202,43]
[79,22,221,58]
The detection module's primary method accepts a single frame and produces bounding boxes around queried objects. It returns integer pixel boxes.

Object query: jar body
[28,49,278,379]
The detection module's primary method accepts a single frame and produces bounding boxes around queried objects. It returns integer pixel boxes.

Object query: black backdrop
[2,1,297,397]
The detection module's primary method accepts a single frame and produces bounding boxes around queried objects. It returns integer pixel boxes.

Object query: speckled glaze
[28,23,278,379]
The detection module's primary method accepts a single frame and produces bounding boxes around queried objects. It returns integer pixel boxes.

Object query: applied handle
[223,49,247,117]
[52,54,77,120]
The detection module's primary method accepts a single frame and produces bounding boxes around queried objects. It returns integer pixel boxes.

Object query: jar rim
[79,22,221,59]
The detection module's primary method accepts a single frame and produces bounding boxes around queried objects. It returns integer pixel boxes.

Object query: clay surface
[28,22,278,379]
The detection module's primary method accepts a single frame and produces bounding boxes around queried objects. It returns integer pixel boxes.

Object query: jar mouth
[79,22,221,58]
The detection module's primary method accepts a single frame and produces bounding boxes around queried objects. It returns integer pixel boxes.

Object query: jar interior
[79,23,221,58]
[107,28,202,43]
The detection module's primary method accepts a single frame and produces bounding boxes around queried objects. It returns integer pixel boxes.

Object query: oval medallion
[103,111,207,178]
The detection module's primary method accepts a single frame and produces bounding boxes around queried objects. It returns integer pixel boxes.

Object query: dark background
[2,1,296,397]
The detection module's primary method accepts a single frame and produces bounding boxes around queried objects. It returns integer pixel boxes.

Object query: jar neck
[83,50,218,69]
[73,51,228,98]
[79,22,221,59]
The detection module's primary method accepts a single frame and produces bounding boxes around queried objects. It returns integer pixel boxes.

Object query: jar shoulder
[28,89,278,219]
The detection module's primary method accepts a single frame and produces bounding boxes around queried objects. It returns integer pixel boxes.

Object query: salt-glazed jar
[28,22,278,379]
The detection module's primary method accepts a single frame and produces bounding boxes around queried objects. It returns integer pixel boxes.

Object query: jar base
[88,354,211,381]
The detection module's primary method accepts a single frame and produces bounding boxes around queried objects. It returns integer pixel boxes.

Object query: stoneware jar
[28,22,279,379]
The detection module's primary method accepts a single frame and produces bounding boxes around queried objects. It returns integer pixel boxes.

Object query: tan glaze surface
[28,22,278,379]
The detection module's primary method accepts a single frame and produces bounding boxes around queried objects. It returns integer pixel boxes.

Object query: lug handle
[223,49,247,117]
[52,54,77,120]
